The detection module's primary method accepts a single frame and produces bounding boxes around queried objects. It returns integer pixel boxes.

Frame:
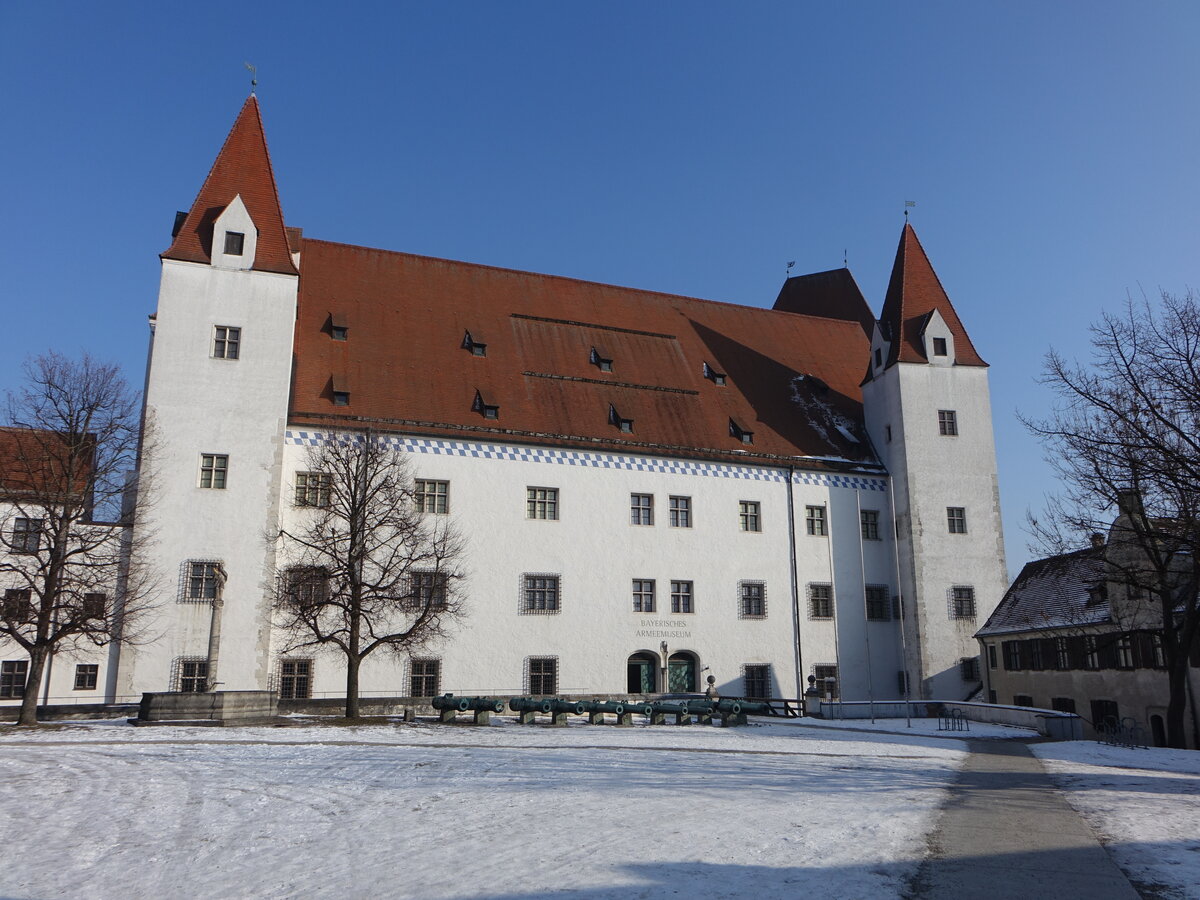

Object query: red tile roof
[289,241,879,469]
[0,426,92,500]
[876,223,985,368]
[773,268,876,338]
[162,96,298,276]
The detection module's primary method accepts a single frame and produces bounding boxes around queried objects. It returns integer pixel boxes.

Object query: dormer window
[590,346,613,373]
[331,375,350,407]
[609,404,633,433]
[874,348,883,368]
[1086,583,1108,607]
[729,419,754,445]
[224,231,245,256]
[330,313,349,341]
[462,330,487,357]
[703,362,727,386]
[473,390,499,420]
[932,337,948,357]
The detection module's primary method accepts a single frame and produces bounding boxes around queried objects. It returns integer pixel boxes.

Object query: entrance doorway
[1150,714,1166,747]
[668,652,697,693]
[627,652,657,693]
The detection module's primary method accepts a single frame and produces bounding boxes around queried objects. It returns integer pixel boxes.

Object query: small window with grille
[527,657,558,695]
[950,585,976,619]
[808,583,833,620]
[743,664,770,699]
[739,581,766,619]
[177,658,208,693]
[279,659,313,699]
[410,659,441,697]
[865,585,889,621]
[522,574,560,614]
[813,664,839,699]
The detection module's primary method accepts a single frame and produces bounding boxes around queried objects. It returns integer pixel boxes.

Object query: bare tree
[272,430,465,718]
[2,352,155,725]
[1025,292,1200,748]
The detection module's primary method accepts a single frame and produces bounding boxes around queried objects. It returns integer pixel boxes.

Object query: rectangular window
[223,231,244,255]
[988,644,997,669]
[669,496,692,528]
[1029,639,1045,671]
[1002,640,1021,670]
[805,506,826,536]
[813,664,839,699]
[630,493,653,526]
[528,657,558,695]
[808,583,833,620]
[959,656,981,681]
[283,567,328,609]
[632,579,655,613]
[199,454,228,489]
[295,471,331,507]
[739,581,766,619]
[1084,636,1100,670]
[1051,697,1077,714]
[932,337,948,356]
[860,510,880,540]
[179,660,208,693]
[414,479,449,514]
[410,659,441,697]
[3,589,33,622]
[11,518,42,554]
[0,660,28,698]
[523,575,560,614]
[938,409,957,435]
[82,593,106,619]
[743,664,770,699]
[279,659,312,699]
[670,580,693,614]
[213,325,241,360]
[865,585,889,621]
[947,507,967,534]
[408,571,448,611]
[526,487,558,520]
[1013,694,1034,708]
[187,562,224,601]
[1116,634,1135,669]
[739,501,761,533]
[950,586,976,619]
[1055,637,1070,670]
[73,663,98,691]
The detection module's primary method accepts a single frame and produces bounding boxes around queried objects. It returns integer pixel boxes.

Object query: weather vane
[786,260,795,278]
[904,200,916,221]
[245,62,257,93]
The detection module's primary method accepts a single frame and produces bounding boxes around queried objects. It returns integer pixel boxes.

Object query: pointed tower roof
[162,96,298,275]
[877,223,985,367]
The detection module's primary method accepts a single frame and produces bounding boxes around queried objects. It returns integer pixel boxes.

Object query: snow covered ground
[0,717,968,900]
[1032,741,1200,900]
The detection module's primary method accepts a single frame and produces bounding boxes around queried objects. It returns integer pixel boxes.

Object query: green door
[668,655,695,693]
[628,658,654,693]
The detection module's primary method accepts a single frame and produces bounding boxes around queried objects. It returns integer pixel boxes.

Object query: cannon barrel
[508,696,553,713]
[734,700,773,716]
[579,700,626,715]
[548,699,587,715]
[649,701,691,715]
[683,701,716,716]
[713,699,743,715]
[432,694,504,713]
[624,702,654,716]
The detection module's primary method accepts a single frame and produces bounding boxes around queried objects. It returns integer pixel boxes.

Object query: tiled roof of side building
[289,239,880,469]
[161,96,298,276]
[0,426,93,499]
[874,223,986,371]
[977,546,1111,637]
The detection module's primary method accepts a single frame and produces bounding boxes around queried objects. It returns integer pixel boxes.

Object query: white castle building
[3,96,1009,709]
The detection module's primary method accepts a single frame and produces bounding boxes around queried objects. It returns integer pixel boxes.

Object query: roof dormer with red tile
[162,95,298,276]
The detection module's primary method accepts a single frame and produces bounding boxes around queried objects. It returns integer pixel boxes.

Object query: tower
[861,224,1008,700]
[116,96,300,697]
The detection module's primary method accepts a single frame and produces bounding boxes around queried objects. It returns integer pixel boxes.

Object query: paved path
[910,739,1142,899]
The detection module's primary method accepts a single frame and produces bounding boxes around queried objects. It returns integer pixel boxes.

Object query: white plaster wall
[116,257,297,699]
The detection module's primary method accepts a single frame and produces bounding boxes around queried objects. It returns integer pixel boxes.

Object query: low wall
[816,699,1083,740]
[138,691,278,723]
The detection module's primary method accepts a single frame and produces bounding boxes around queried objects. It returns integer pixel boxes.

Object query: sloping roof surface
[162,96,297,276]
[876,223,985,369]
[289,241,880,468]
[773,268,875,337]
[977,546,1111,636]
[0,426,91,499]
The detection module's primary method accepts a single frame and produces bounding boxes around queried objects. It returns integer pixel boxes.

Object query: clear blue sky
[2,2,1198,575]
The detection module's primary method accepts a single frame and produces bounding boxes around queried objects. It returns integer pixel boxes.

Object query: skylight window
[703,362,727,386]
[462,330,487,357]
[608,404,633,433]
[473,390,499,420]
[590,346,613,373]
[729,419,754,445]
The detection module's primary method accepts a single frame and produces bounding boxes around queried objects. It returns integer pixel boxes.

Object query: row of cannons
[431,694,773,727]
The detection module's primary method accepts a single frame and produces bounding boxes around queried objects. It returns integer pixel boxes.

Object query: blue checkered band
[284,431,888,491]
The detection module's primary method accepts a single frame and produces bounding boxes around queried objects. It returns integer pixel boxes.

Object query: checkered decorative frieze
[285,431,887,491]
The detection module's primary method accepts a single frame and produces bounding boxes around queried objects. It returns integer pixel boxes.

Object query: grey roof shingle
[977,546,1112,637]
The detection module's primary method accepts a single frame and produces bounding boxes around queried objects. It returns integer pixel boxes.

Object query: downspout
[825,499,844,717]
[856,488,876,723]
[888,476,912,728]
[786,466,804,709]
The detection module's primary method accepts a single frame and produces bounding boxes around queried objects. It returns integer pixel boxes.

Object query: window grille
[949,585,976,619]
[409,659,441,697]
[739,581,766,619]
[812,664,839,699]
[525,657,558,695]
[808,583,833,620]
[172,657,208,693]
[521,574,560,614]
[278,659,313,699]
[865,585,889,621]
[742,664,770,699]
[180,560,225,602]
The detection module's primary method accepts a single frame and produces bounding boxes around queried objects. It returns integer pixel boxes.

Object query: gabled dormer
[868,321,890,377]
[920,308,955,366]
[212,195,257,270]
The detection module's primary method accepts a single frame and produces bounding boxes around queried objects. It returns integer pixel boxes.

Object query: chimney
[1090,532,1106,549]
[1116,489,1144,518]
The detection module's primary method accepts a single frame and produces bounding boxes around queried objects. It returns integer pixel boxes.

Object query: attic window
[703,362,727,386]
[330,313,349,342]
[473,390,499,420]
[224,231,245,256]
[932,337,948,357]
[590,346,613,373]
[608,404,633,433]
[874,348,882,368]
[729,419,754,445]
[331,376,350,407]
[462,330,487,357]
[1086,583,1108,607]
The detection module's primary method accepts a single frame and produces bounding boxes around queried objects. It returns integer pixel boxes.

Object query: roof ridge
[299,237,866,328]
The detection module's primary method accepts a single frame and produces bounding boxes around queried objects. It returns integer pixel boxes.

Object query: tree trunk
[345,654,361,719]
[17,647,48,726]
[1166,659,1188,749]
